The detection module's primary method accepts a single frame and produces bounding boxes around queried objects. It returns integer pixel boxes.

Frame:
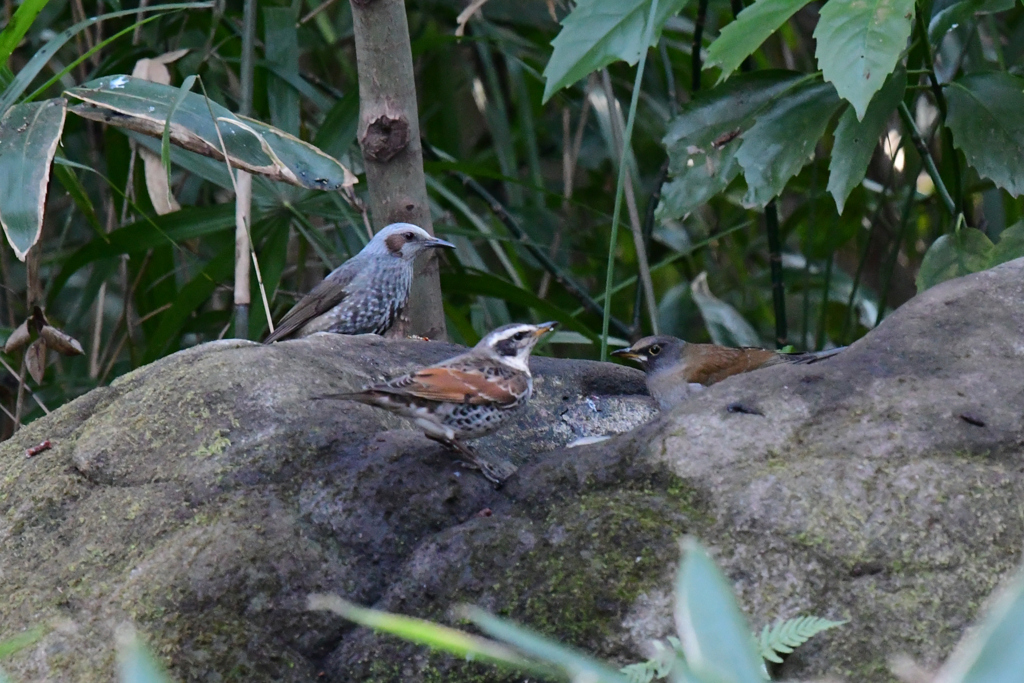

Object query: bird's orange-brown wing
[375,366,525,405]
[683,344,779,385]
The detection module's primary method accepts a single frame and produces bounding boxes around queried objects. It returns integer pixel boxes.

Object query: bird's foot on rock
[428,435,513,488]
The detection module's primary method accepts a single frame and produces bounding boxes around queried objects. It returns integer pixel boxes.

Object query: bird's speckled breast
[317,258,413,335]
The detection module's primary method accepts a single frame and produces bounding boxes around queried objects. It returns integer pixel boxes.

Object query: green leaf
[0,2,212,112]
[117,628,172,683]
[314,92,359,160]
[440,270,599,343]
[264,6,301,137]
[705,0,815,80]
[162,74,198,187]
[928,0,1014,46]
[917,221,1024,291]
[990,221,1024,266]
[542,0,689,103]
[758,616,846,664]
[143,244,234,362]
[828,68,907,213]
[0,0,50,69]
[945,72,1024,197]
[933,564,1024,683]
[306,594,543,675]
[48,204,237,301]
[0,625,47,659]
[463,606,631,683]
[52,157,106,238]
[690,273,763,347]
[65,76,356,191]
[736,79,843,207]
[657,70,807,221]
[813,0,915,120]
[916,228,994,291]
[675,538,766,683]
[0,99,67,260]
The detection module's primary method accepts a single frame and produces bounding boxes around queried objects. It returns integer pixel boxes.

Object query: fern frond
[758,616,846,663]
[621,661,657,683]
[620,639,679,683]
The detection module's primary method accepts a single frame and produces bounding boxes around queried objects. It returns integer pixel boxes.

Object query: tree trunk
[350,0,447,341]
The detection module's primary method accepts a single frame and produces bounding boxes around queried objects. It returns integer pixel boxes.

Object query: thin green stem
[876,170,919,327]
[424,142,631,337]
[913,5,963,211]
[601,0,659,360]
[897,102,956,216]
[692,0,708,91]
[765,200,787,348]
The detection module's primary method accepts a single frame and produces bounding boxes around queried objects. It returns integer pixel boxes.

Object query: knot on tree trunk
[361,114,410,163]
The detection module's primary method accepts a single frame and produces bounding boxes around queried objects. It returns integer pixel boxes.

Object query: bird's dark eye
[648,344,662,355]
[512,331,527,341]
[404,232,415,240]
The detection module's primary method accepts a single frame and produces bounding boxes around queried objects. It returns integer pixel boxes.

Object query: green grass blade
[601,0,659,360]
[0,0,50,69]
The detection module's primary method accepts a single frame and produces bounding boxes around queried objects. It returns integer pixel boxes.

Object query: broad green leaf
[314,92,359,160]
[657,70,807,220]
[705,0,815,80]
[828,68,906,213]
[51,157,106,237]
[813,0,915,120]
[0,0,50,68]
[991,221,1024,266]
[264,6,301,137]
[0,2,212,113]
[143,244,234,362]
[117,628,171,683]
[946,73,1024,197]
[675,539,765,683]
[307,595,543,675]
[690,273,763,347]
[933,564,1024,683]
[736,79,843,207]
[928,0,1015,46]
[463,606,631,683]
[440,270,599,343]
[48,204,237,301]
[0,99,67,260]
[542,0,688,103]
[918,221,1024,291]
[65,76,356,191]
[916,228,994,291]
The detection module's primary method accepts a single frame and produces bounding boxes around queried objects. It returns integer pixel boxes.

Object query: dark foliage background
[0,0,1021,435]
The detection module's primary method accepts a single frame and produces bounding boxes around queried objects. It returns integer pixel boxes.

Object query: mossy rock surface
[1,259,1023,682]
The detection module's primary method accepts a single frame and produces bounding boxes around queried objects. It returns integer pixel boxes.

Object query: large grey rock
[1,259,1023,682]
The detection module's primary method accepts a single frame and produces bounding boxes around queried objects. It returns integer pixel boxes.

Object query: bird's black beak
[427,237,456,250]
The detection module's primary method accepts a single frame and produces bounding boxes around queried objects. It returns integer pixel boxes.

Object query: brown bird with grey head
[612,335,843,410]
[322,322,557,484]
[264,223,454,343]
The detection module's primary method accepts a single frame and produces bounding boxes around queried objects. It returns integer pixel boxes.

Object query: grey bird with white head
[265,223,454,343]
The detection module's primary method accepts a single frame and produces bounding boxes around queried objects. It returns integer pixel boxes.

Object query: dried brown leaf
[4,319,30,353]
[25,338,46,383]
[39,325,84,356]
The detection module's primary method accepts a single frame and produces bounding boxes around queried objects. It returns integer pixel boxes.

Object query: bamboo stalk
[600,69,659,338]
